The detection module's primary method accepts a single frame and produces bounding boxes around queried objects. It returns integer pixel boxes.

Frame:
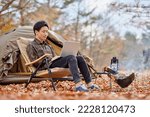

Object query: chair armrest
[25,54,51,66]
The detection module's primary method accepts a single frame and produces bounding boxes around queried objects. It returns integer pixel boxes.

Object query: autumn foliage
[0,0,150,100]
[0,71,149,100]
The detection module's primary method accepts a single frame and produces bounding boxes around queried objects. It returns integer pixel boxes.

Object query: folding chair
[17,37,71,90]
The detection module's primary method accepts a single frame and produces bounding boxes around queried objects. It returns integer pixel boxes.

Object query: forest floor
[0,71,150,100]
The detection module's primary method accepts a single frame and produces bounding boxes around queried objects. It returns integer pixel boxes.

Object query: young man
[26,20,99,92]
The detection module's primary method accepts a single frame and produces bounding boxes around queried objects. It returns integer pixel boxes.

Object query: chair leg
[25,75,34,88]
[107,74,113,90]
[45,58,56,91]
[25,58,45,88]
[109,77,112,90]
[50,78,56,91]
[25,58,56,91]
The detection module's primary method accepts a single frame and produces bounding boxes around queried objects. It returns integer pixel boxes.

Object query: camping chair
[17,37,71,90]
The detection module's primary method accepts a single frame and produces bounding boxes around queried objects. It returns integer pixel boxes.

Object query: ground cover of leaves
[0,71,150,100]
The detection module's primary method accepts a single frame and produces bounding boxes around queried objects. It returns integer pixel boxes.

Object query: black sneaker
[115,73,135,88]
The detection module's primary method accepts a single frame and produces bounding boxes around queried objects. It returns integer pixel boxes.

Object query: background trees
[0,0,149,71]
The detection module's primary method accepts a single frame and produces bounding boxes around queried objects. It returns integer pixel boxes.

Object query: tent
[0,26,34,65]
[0,26,71,84]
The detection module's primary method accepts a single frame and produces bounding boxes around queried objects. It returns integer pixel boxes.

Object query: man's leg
[76,56,92,84]
[50,55,81,83]
[50,55,99,91]
[76,56,100,90]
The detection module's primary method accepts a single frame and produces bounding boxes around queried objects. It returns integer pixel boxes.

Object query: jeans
[50,55,92,84]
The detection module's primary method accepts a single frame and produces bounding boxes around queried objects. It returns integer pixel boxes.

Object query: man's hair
[33,20,49,34]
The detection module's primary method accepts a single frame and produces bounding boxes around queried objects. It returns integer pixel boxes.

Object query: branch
[0,0,15,14]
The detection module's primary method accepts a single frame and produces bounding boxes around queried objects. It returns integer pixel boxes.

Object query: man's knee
[66,55,77,62]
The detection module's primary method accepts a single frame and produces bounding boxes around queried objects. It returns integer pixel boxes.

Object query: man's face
[35,26,49,42]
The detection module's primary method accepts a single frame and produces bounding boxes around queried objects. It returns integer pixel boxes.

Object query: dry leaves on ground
[0,71,150,100]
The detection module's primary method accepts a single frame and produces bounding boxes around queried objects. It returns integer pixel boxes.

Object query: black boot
[115,73,135,88]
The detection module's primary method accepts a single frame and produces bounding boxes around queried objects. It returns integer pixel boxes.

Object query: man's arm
[26,44,40,67]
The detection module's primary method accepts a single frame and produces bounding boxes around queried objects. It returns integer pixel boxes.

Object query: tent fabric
[0,40,20,80]
[0,39,31,80]
[0,26,35,81]
[0,26,34,65]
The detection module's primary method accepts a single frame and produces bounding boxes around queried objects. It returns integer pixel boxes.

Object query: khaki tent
[0,26,34,66]
[0,26,72,84]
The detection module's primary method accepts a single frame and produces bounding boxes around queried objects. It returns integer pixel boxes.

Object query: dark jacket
[26,39,56,70]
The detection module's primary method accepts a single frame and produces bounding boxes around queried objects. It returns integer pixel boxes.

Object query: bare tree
[109,0,150,33]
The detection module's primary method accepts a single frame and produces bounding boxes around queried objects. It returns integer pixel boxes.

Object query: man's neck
[35,37,44,43]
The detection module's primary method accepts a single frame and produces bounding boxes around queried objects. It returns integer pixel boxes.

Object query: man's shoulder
[26,40,35,50]
[28,39,37,46]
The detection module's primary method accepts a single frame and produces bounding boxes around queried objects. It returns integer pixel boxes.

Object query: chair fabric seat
[36,67,71,78]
